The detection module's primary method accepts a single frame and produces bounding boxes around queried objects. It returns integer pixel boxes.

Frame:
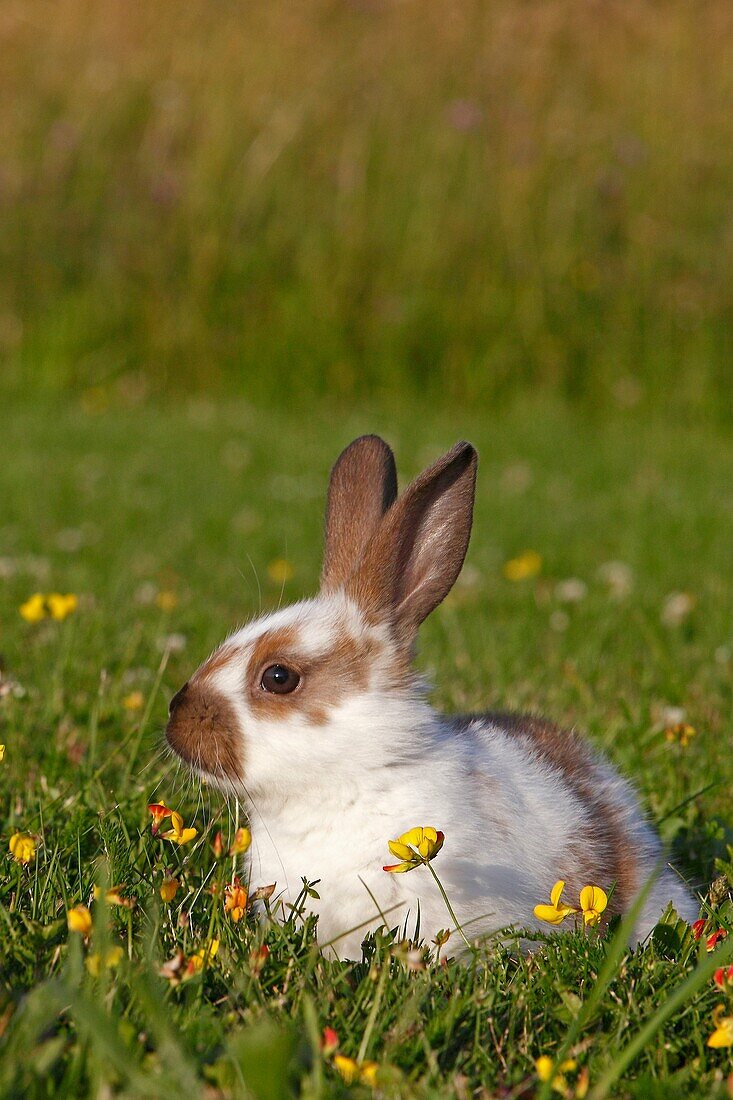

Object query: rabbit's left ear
[321,435,398,591]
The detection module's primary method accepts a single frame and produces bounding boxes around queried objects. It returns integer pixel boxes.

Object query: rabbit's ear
[321,435,398,591]
[346,442,477,640]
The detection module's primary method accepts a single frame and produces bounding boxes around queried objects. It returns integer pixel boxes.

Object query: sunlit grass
[1,396,732,1094]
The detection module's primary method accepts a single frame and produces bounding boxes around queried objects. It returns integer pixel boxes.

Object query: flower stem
[426,862,476,955]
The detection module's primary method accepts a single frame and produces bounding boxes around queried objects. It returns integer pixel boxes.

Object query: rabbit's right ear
[321,435,398,591]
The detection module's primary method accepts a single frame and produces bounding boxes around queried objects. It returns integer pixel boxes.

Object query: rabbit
[165,435,698,958]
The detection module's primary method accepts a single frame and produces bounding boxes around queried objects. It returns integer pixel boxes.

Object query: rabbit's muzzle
[165,680,243,782]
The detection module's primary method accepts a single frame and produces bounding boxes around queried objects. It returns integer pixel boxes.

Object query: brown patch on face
[246,624,405,725]
[195,644,239,683]
[166,680,243,781]
[486,710,638,920]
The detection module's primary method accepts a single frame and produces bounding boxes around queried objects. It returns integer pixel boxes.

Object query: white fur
[191,591,697,958]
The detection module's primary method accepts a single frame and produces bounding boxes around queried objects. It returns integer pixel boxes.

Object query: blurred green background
[2,0,732,416]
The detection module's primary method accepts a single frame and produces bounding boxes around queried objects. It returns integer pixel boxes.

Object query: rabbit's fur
[166,436,697,957]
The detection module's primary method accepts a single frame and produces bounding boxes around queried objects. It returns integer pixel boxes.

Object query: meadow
[1,0,733,417]
[2,0,733,1093]
[1,395,732,1097]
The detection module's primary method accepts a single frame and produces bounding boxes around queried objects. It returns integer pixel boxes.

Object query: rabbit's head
[165,436,477,801]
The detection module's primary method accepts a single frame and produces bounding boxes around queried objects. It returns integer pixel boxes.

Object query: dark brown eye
[260,664,300,695]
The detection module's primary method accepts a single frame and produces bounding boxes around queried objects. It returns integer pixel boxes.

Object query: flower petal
[550,880,566,907]
[580,885,608,916]
[388,840,414,860]
[534,904,567,925]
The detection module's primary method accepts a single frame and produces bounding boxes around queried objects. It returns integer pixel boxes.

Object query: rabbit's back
[451,710,697,934]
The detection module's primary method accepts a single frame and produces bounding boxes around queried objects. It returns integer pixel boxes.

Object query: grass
[1,394,733,1096]
[2,0,733,416]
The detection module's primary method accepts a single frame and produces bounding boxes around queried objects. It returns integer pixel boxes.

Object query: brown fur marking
[196,644,239,682]
[166,682,242,781]
[246,625,394,725]
[486,710,638,919]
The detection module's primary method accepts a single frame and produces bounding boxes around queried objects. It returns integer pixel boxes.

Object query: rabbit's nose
[168,682,189,716]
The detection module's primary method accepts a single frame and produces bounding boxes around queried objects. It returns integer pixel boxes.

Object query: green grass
[2,0,733,417]
[1,395,733,1096]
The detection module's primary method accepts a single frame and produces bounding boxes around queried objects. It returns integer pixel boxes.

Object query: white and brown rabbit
[165,436,697,957]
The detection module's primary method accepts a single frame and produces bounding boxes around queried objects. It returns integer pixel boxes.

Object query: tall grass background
[2,0,732,415]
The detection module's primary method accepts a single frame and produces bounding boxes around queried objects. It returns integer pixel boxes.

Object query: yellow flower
[160,877,180,902]
[86,945,124,976]
[67,905,92,935]
[535,1056,579,1095]
[664,722,696,747]
[229,827,252,856]
[0,745,5,762]
[93,884,132,907]
[579,884,608,926]
[47,593,78,621]
[122,691,144,711]
[155,590,179,612]
[9,832,36,864]
[534,880,579,926]
[267,558,294,584]
[503,550,542,582]
[19,593,46,622]
[708,1005,733,1048]
[333,1056,379,1088]
[225,881,248,922]
[383,826,445,873]
[187,939,220,974]
[161,811,197,846]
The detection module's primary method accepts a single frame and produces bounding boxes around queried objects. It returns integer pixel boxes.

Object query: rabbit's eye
[261,664,300,695]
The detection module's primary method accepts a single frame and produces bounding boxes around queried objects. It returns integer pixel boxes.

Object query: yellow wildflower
[67,905,92,935]
[86,945,124,976]
[122,691,144,711]
[708,1005,733,1048]
[333,1055,379,1088]
[161,811,197,846]
[229,827,252,856]
[155,590,179,612]
[535,1056,579,1095]
[160,877,180,903]
[664,722,696,747]
[187,939,219,974]
[383,826,444,873]
[267,558,294,584]
[579,884,608,926]
[19,593,46,623]
[534,881,579,926]
[0,745,5,762]
[224,881,248,922]
[47,593,78,621]
[503,550,542,582]
[93,884,132,907]
[9,832,36,864]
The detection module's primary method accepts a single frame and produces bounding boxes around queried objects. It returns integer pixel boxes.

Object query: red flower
[248,944,270,976]
[707,928,729,952]
[321,1027,339,1057]
[692,918,706,940]
[148,801,172,835]
[714,965,733,989]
